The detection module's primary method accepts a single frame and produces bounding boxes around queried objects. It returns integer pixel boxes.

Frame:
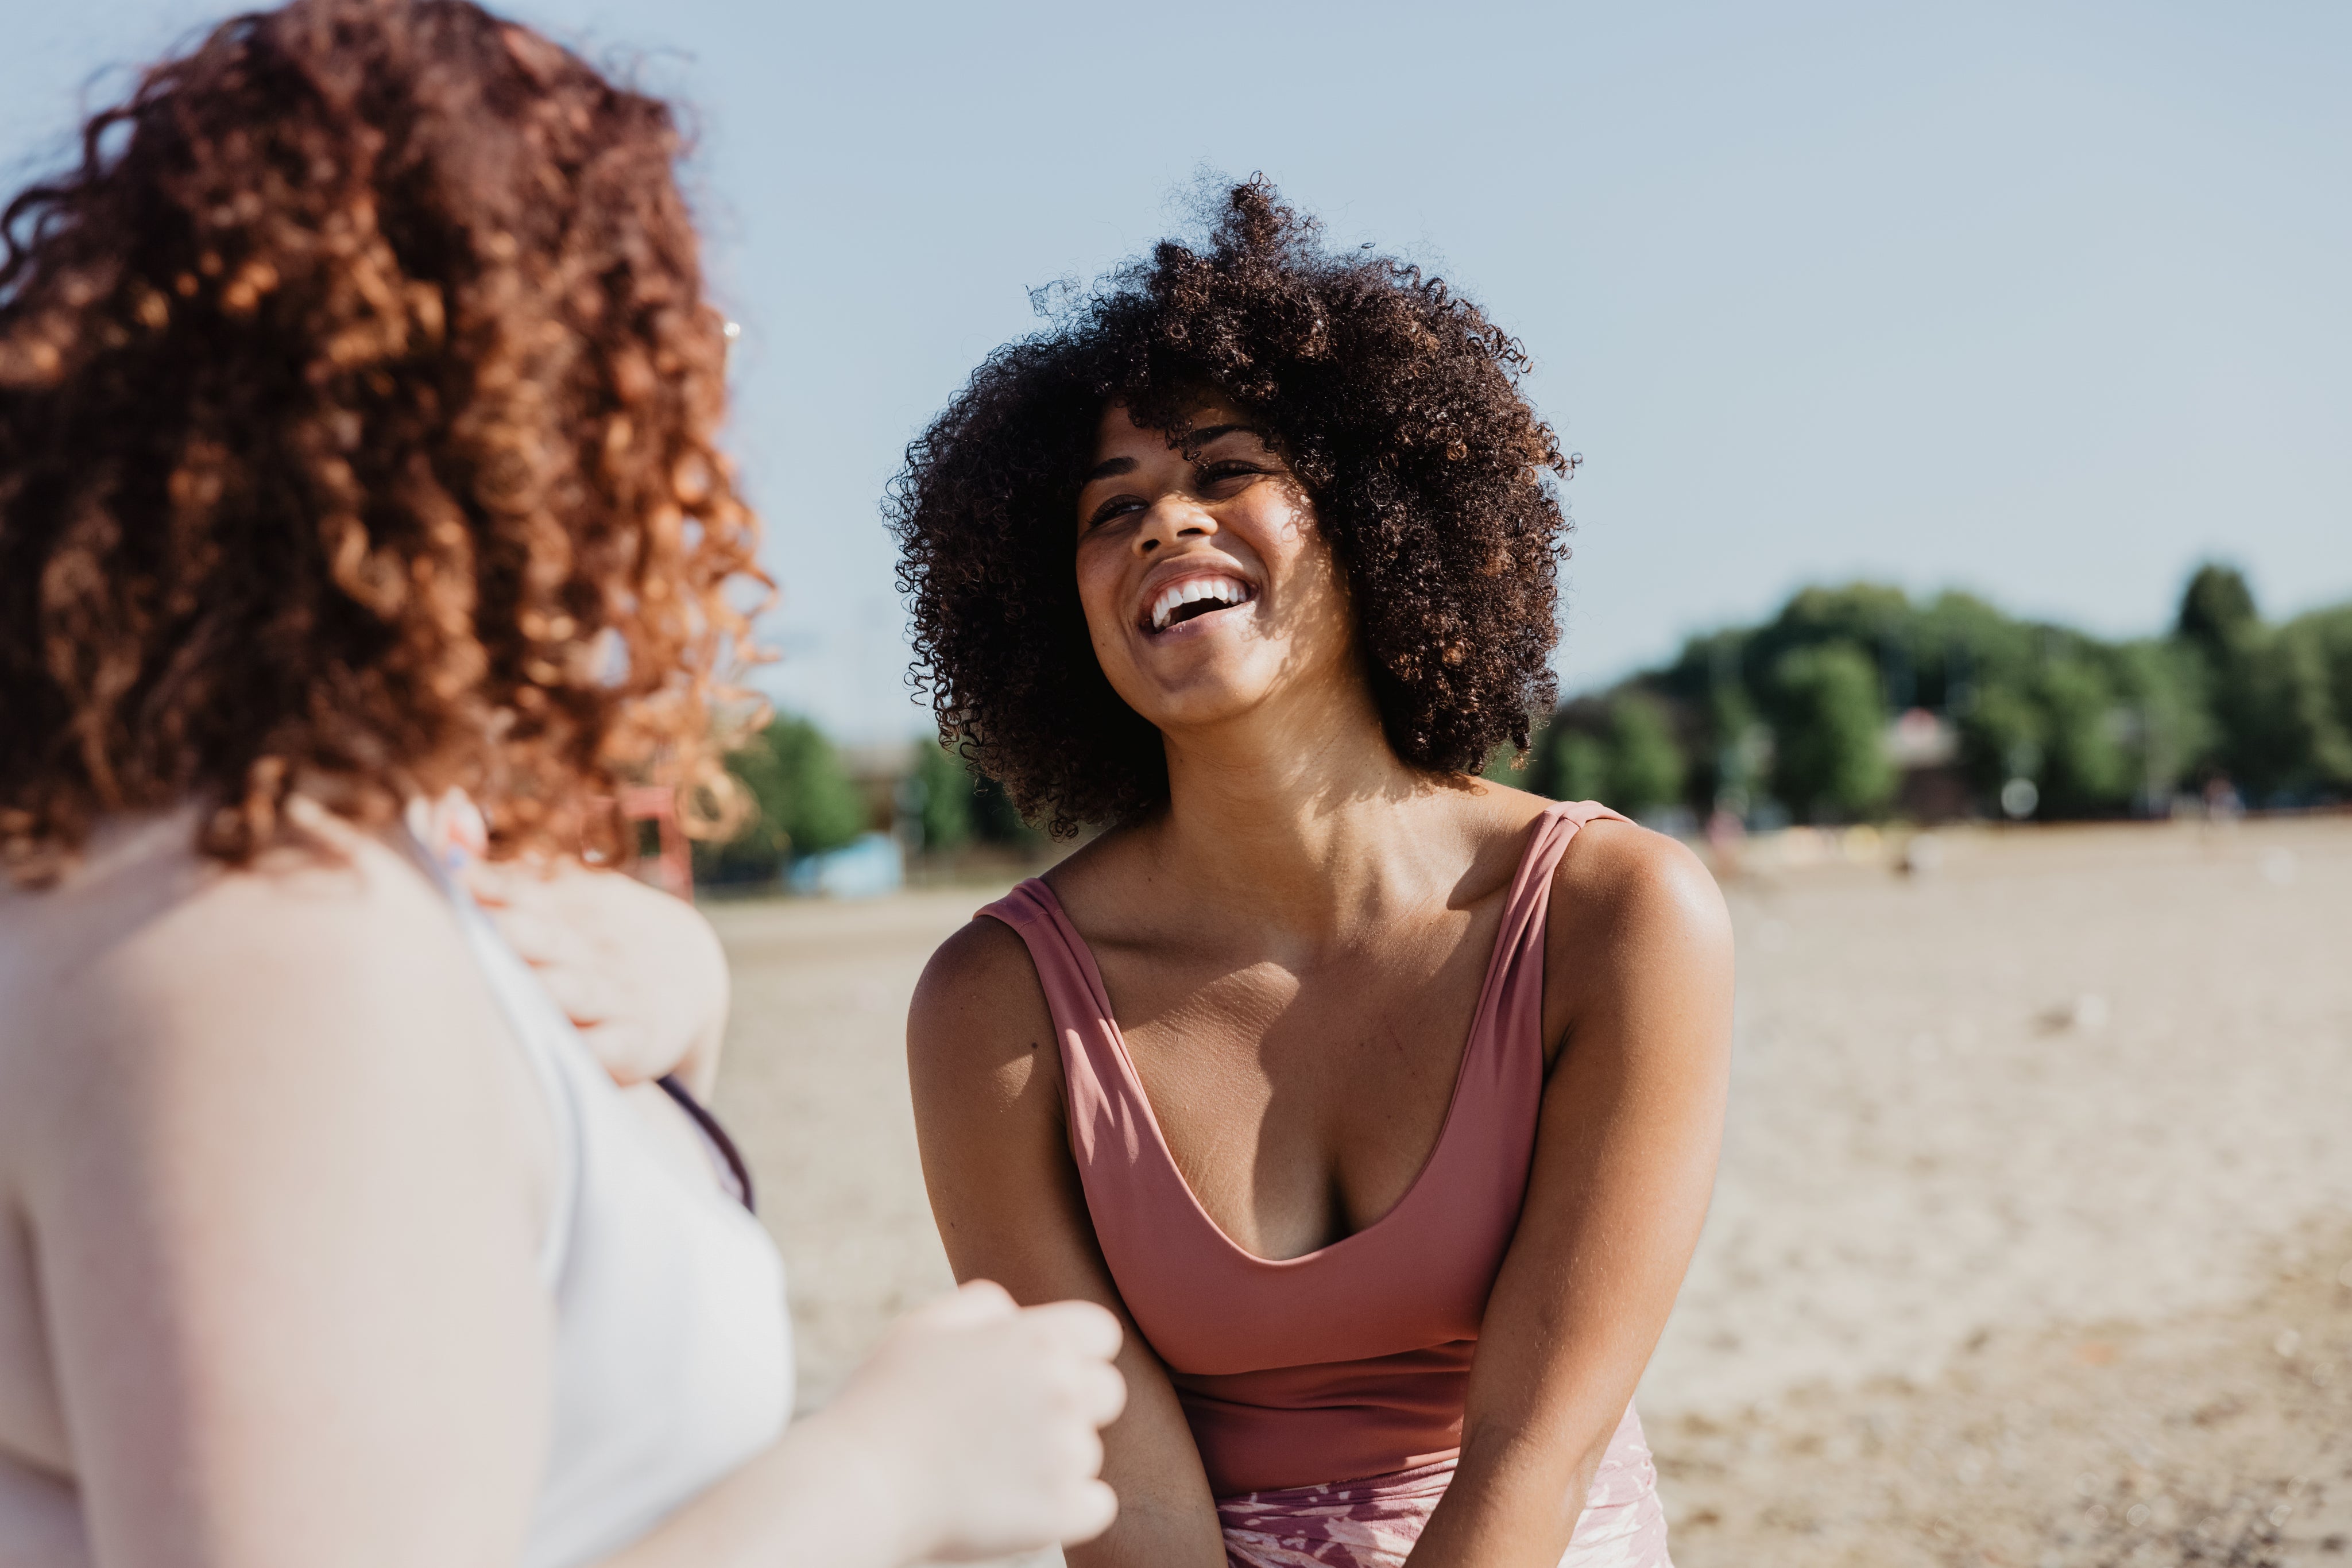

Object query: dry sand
[706,815,2352,1565]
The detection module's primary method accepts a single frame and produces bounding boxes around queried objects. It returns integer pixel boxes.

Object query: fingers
[835,1287,1129,1563]
[1020,1297,1124,1362]
[572,1019,659,1086]
[912,1278,1018,1327]
[1057,1478,1120,1546]
[485,906,598,975]
[957,1277,1016,1311]
[1070,1354,1127,1428]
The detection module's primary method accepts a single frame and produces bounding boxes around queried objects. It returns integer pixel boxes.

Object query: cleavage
[1107,944,1486,1262]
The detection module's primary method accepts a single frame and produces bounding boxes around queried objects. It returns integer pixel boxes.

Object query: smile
[1144,574,1256,634]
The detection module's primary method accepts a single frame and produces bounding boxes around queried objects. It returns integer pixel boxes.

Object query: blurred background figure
[0,4,1121,1566]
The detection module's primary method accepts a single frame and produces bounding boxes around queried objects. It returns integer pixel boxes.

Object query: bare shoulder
[0,815,551,1559]
[1561,818,1731,950]
[0,812,524,1185]
[906,913,1061,1118]
[1544,818,1734,1029]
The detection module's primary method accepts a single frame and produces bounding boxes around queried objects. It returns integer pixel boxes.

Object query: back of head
[0,0,760,884]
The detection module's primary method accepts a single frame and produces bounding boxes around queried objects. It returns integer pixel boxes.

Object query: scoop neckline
[1021,802,1568,1270]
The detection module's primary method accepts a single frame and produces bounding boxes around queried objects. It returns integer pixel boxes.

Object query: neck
[1149,677,1462,941]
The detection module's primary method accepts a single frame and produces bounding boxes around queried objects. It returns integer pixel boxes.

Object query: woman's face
[1074,400,1359,736]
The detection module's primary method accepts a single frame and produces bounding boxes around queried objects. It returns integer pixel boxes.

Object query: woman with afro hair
[0,5,1125,1565]
[900,181,1732,1567]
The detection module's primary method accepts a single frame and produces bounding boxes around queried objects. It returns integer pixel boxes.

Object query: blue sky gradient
[7,1,2346,740]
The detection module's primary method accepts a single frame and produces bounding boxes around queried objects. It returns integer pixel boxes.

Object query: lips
[1143,572,1256,634]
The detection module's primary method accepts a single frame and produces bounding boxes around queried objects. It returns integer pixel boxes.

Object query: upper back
[0,810,558,1563]
[0,811,790,1568]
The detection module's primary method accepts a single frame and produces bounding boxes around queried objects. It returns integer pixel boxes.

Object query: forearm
[0,1414,928,1568]
[1063,1487,1225,1568]
[1055,1355,1224,1568]
[597,1412,917,1568]
[1401,1416,1612,1568]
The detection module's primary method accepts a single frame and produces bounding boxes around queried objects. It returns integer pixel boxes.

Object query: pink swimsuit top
[980,800,1632,1499]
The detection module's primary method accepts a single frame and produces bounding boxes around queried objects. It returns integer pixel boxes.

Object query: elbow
[1450,1407,1618,1545]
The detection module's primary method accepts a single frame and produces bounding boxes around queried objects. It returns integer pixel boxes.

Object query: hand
[463,857,730,1094]
[815,1281,1127,1563]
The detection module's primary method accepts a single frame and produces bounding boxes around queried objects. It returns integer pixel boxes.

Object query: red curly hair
[0,0,764,884]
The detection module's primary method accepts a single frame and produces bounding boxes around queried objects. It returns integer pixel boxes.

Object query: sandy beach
[707,814,2352,1565]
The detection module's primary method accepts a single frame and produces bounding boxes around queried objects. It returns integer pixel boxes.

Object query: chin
[1117,663,1272,735]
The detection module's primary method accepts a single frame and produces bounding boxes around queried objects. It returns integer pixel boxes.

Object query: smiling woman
[889,179,1575,838]
[0,5,1125,1566]
[894,181,1732,1568]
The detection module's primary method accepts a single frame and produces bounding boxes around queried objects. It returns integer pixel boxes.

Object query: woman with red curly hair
[0,4,1122,1566]
[899,184,1733,1567]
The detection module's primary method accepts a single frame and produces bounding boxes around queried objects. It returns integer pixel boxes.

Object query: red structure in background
[621,785,693,902]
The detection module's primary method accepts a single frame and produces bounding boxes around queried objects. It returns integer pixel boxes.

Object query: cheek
[1250,496,1347,616]
[1072,543,1131,648]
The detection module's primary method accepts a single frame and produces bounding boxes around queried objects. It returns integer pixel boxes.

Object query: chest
[1091,903,1509,1263]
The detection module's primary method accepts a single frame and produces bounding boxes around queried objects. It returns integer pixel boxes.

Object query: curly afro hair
[888,178,1572,837]
[0,0,763,884]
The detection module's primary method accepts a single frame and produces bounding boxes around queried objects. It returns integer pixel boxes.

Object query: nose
[1132,495,1217,556]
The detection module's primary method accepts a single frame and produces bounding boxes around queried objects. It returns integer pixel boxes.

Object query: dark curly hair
[0,0,763,884]
[888,179,1572,836]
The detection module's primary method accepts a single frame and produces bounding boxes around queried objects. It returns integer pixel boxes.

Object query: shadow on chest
[1095,917,1502,1259]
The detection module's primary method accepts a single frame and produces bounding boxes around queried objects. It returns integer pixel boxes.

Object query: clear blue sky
[8,1,2347,742]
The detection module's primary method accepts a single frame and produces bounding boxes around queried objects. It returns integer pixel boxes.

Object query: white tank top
[412,826,794,1568]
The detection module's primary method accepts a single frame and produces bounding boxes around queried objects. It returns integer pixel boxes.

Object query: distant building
[1885,707,1971,822]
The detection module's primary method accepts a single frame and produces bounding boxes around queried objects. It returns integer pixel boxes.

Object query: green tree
[1523,696,1612,804]
[2285,604,2352,750]
[2029,657,2133,817]
[908,740,1043,854]
[1956,682,2044,801]
[2175,567,2352,800]
[1767,641,1894,822]
[2111,640,2214,808]
[2176,562,2258,657]
[911,741,974,853]
[697,716,868,882]
[1606,693,1687,816]
[2216,630,2352,798]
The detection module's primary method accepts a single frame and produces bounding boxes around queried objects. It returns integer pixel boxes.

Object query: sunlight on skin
[908,396,1732,1568]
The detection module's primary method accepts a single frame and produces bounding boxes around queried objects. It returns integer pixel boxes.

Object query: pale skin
[908,402,1734,1567]
[0,802,1124,1568]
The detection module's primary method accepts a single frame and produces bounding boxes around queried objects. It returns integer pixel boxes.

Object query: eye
[1082,494,1144,531]
[1199,459,1263,488]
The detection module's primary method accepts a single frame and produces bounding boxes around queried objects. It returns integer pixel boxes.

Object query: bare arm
[908,920,1228,1568]
[1406,824,1733,1567]
[19,857,553,1568]
[2,838,1119,1568]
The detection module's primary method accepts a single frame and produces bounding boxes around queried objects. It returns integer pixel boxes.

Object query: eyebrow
[1081,423,1264,485]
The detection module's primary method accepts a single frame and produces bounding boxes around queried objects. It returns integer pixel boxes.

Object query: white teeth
[1147,576,1251,631]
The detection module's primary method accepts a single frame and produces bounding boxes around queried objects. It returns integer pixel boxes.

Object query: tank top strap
[399,810,583,1287]
[1471,799,1633,1069]
[977,881,1159,1174]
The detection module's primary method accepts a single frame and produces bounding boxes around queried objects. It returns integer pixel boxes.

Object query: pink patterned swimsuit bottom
[1216,1406,1669,1568]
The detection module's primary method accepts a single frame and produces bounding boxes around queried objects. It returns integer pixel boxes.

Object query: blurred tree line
[699,566,2350,878]
[1499,564,2352,824]
[694,718,1039,883]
